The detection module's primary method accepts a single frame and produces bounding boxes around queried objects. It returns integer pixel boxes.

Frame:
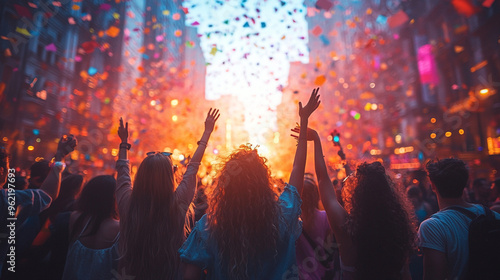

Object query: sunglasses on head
[146,152,178,172]
[146,152,172,157]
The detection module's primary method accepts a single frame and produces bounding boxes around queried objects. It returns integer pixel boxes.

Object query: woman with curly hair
[116,108,219,280]
[302,127,416,280]
[180,88,321,280]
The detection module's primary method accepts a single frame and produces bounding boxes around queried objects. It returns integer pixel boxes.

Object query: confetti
[68,17,76,24]
[88,67,98,75]
[315,0,333,11]
[106,26,120,38]
[45,43,57,52]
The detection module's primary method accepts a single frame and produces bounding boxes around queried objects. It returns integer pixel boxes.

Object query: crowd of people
[1,88,500,280]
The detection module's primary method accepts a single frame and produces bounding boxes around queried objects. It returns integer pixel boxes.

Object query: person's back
[63,213,120,280]
[419,204,500,279]
[296,176,338,280]
[419,158,500,280]
[62,175,120,280]
[180,146,303,279]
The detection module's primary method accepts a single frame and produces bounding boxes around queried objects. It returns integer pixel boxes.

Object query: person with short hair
[419,158,500,280]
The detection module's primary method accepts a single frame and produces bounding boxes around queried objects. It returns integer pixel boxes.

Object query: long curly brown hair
[208,145,281,279]
[342,162,416,280]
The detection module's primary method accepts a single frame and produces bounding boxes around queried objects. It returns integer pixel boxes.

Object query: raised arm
[288,88,320,195]
[40,135,77,200]
[116,118,132,219]
[191,108,219,163]
[311,129,352,262]
[176,108,220,211]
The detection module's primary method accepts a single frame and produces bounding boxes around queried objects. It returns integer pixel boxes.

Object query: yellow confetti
[113,13,120,19]
[15,27,31,36]
[72,4,80,10]
[162,10,170,16]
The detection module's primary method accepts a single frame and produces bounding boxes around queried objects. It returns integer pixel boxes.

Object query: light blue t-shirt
[179,184,302,280]
[418,204,500,280]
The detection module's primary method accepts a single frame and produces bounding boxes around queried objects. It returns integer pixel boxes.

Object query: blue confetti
[88,67,98,75]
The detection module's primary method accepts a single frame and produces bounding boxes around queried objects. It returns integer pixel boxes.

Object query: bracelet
[197,141,207,146]
[120,143,131,150]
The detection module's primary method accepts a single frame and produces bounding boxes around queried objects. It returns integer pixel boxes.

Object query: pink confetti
[99,3,111,11]
[68,17,75,25]
[74,56,82,62]
[156,35,163,42]
[45,43,57,52]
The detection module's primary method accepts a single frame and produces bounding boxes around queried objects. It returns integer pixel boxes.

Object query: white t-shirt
[418,204,500,280]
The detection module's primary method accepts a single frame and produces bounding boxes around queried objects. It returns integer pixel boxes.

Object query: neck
[437,196,473,210]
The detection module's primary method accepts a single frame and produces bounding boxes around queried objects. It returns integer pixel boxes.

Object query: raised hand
[290,126,318,141]
[56,134,77,161]
[118,117,129,143]
[299,88,321,119]
[204,108,220,133]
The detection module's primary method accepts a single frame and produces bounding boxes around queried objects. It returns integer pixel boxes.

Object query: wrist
[54,151,64,161]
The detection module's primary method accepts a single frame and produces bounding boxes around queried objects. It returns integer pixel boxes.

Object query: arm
[40,135,77,200]
[311,130,351,255]
[176,109,220,210]
[183,263,203,280]
[288,88,320,195]
[116,118,132,219]
[190,108,219,163]
[422,247,447,280]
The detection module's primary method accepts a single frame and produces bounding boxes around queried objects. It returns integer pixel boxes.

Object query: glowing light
[394,146,414,155]
[111,149,119,156]
[273,132,280,144]
[171,99,179,106]
[333,135,340,143]
[33,129,40,135]
[445,131,452,137]
[102,148,108,154]
[370,149,382,155]
[459,129,464,135]
[327,135,333,141]
[36,138,41,143]
[27,145,34,151]
[346,144,353,150]
[395,134,402,144]
[430,133,437,139]
[430,118,436,123]
[172,115,178,122]
[369,83,375,88]
[479,88,489,95]
[364,103,372,111]
[371,103,378,110]
[184,0,309,145]
[3,137,8,142]
[150,100,156,106]
[213,149,219,155]
[179,154,185,161]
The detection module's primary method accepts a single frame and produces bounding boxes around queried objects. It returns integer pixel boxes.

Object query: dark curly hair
[426,158,468,198]
[342,162,417,279]
[208,145,281,279]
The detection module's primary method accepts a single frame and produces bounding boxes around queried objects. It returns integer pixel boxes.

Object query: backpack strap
[481,205,496,219]
[446,206,477,220]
